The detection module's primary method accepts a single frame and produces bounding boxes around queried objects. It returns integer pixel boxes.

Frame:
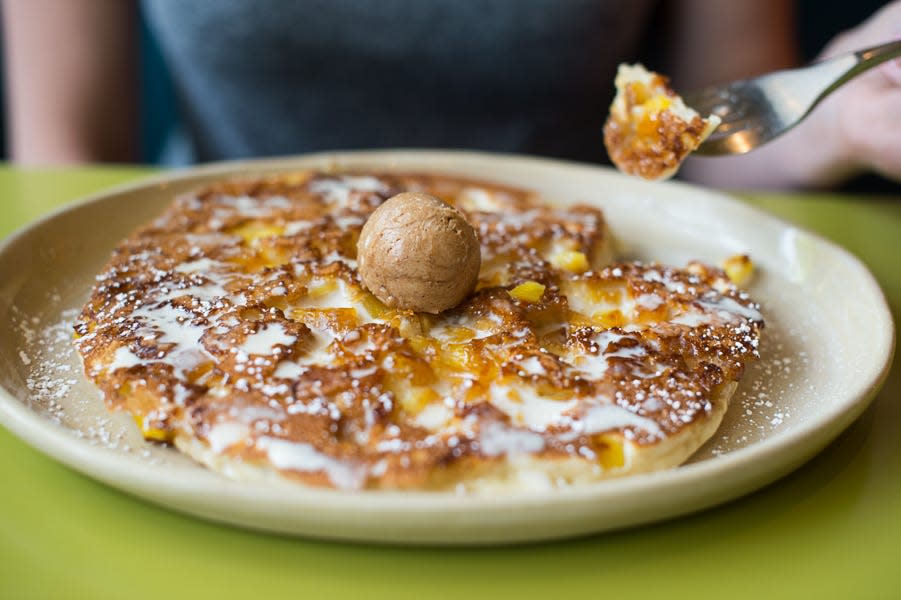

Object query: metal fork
[684,39,901,156]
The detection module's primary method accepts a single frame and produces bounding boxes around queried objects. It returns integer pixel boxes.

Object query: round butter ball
[357,192,481,313]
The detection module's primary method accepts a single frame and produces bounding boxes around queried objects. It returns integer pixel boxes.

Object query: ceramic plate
[0,151,893,545]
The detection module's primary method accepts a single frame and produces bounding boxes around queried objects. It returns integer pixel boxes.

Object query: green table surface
[0,166,898,600]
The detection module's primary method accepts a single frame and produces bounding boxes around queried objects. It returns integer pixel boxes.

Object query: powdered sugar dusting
[693,301,814,460]
[9,300,176,465]
[16,307,79,420]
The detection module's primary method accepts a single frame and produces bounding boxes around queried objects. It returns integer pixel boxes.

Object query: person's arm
[676,1,901,189]
[2,0,139,164]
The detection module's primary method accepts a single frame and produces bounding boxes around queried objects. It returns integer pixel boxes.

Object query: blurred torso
[143,0,655,163]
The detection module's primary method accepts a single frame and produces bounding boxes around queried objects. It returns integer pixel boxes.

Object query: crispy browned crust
[604,108,710,180]
[604,67,715,180]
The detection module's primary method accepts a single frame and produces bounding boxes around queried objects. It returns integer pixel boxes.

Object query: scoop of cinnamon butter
[357,192,481,313]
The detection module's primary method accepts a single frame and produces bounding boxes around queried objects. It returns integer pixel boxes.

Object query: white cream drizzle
[670,311,710,327]
[273,361,306,379]
[579,404,661,436]
[572,352,609,379]
[294,330,335,366]
[479,423,545,456]
[414,402,454,431]
[551,400,662,442]
[174,257,220,274]
[702,296,763,322]
[518,356,546,376]
[157,281,231,304]
[333,215,365,229]
[183,232,240,247]
[238,323,296,356]
[489,384,577,430]
[284,220,315,236]
[207,422,249,453]
[321,251,358,270]
[256,436,367,490]
[636,293,664,310]
[107,345,142,372]
[495,208,542,229]
[130,304,216,375]
[672,296,762,328]
[309,176,387,208]
[218,195,291,217]
[458,187,503,212]
[572,330,647,380]
[298,279,359,311]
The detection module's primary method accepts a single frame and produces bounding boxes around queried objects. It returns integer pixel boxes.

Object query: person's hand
[812,1,901,185]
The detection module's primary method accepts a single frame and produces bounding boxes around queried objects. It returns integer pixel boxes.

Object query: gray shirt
[142,0,656,164]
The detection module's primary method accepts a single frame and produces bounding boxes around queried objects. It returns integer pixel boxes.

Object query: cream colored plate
[0,151,893,545]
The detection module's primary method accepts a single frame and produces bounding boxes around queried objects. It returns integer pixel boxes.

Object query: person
[1,0,898,190]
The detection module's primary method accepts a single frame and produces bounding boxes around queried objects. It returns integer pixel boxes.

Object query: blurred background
[0,0,894,190]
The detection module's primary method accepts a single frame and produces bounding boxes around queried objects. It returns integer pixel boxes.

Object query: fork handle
[821,39,901,98]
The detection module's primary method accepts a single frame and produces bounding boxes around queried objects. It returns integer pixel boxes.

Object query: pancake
[74,170,763,492]
[604,63,721,180]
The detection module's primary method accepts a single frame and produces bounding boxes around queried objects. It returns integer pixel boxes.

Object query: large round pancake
[74,169,763,493]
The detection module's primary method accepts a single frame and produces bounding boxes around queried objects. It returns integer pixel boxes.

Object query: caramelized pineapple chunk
[509,281,546,303]
[595,435,625,469]
[228,221,285,244]
[133,415,174,443]
[721,254,755,287]
[551,250,589,274]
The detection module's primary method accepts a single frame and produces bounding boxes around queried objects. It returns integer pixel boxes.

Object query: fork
[684,39,901,156]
